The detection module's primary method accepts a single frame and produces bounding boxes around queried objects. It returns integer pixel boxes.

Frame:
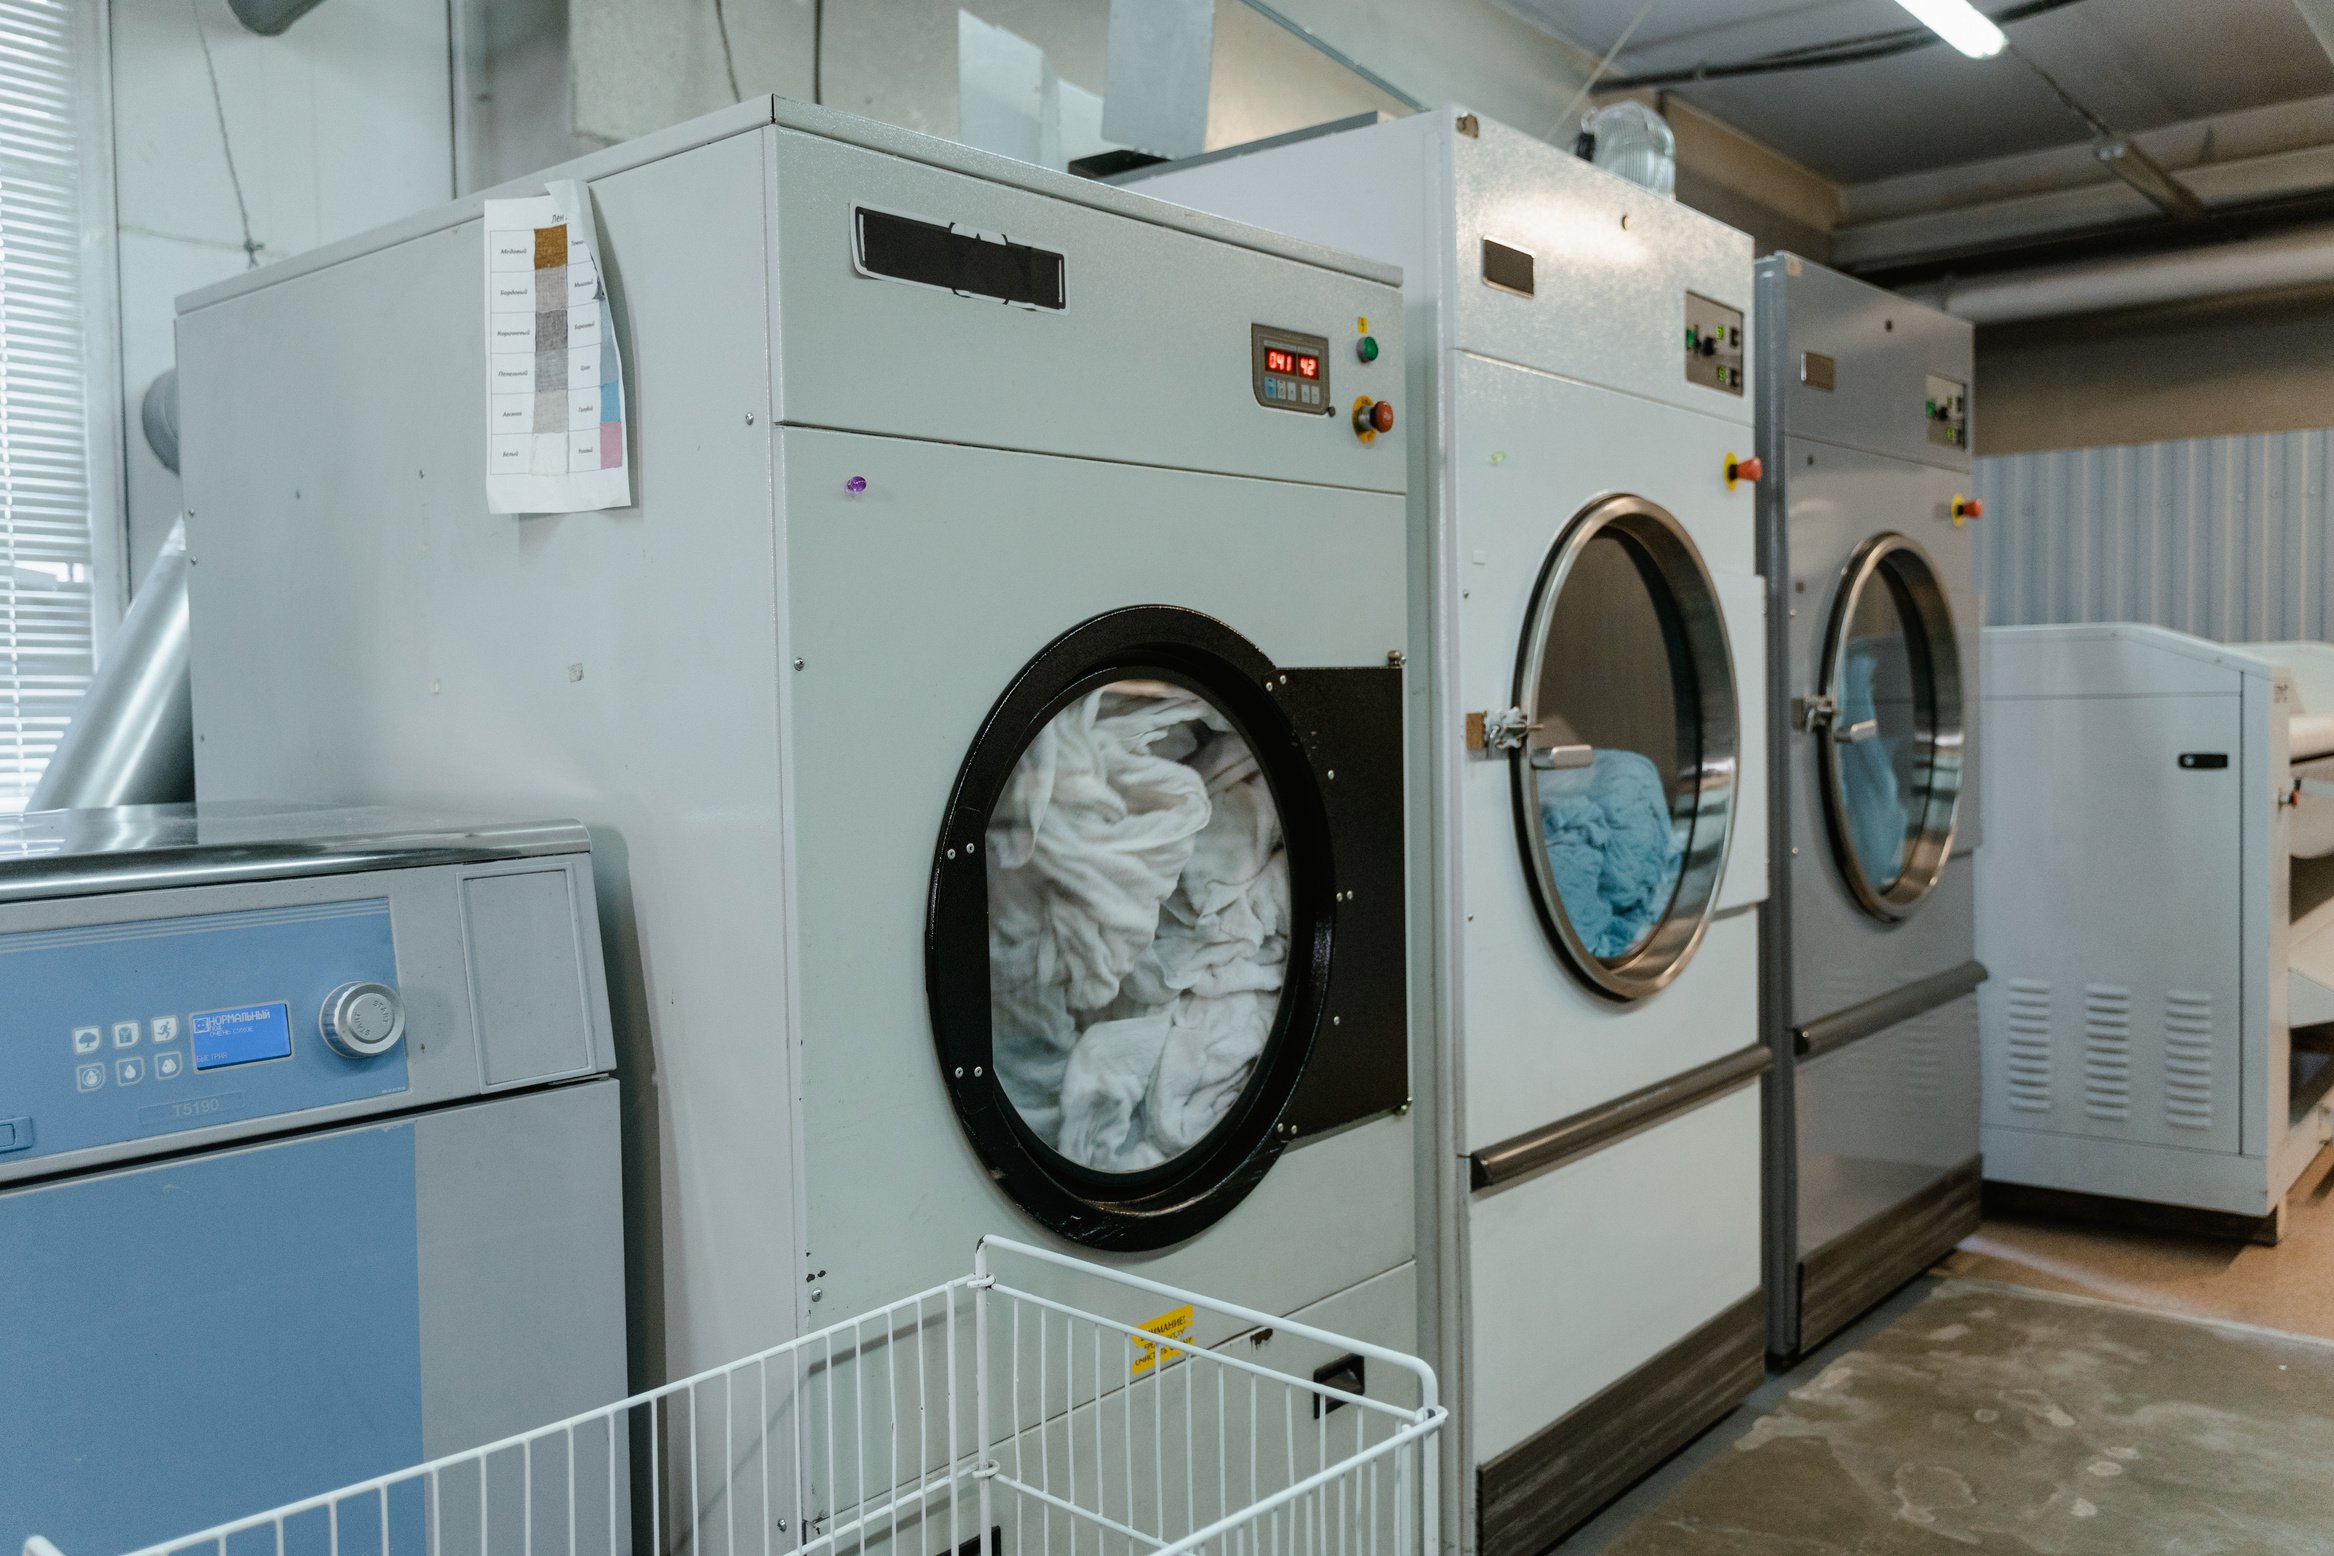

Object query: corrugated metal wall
[1973,430,2334,640]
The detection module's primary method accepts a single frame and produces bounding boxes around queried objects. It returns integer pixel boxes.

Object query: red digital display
[1265,347,1321,378]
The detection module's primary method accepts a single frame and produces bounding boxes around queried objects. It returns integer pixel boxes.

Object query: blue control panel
[0,898,408,1165]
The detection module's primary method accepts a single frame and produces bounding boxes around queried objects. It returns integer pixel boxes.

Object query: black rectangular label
[854,208,1065,309]
[1482,238,1535,297]
[2179,752,2229,769]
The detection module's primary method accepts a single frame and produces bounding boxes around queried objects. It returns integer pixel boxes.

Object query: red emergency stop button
[1725,453,1762,488]
[1953,494,1983,524]
[1353,397,1394,440]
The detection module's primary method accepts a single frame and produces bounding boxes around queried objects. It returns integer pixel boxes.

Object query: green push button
[1357,335,1379,363]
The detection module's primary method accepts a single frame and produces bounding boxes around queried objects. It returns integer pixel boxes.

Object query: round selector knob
[321,981,406,1058]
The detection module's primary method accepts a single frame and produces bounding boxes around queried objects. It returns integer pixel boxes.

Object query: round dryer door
[1812,533,1963,919]
[1508,496,1739,1001]
[926,606,1402,1249]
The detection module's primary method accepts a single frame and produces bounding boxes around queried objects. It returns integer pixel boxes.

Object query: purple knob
[844,475,867,495]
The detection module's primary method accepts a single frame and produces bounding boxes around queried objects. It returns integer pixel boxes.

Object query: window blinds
[0,0,97,812]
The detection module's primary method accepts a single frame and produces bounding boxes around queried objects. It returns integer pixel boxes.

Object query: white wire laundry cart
[30,1237,1444,1556]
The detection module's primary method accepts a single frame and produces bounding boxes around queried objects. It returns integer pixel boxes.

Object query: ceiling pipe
[1899,219,2334,324]
[226,0,327,35]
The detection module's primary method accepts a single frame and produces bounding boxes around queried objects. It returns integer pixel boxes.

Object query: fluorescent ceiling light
[1890,0,2009,58]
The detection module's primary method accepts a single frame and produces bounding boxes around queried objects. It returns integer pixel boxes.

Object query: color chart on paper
[482,180,630,514]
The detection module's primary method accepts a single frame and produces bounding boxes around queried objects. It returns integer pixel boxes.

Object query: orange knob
[1726,454,1762,487]
[1953,494,1984,522]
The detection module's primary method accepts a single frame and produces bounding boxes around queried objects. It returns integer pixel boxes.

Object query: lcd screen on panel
[191,1002,294,1070]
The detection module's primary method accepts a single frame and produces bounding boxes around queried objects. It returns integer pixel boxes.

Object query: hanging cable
[713,0,742,101]
[1593,0,2088,91]
[189,0,261,269]
[1551,0,1663,140]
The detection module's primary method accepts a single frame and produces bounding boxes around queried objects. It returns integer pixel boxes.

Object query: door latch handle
[1529,743,1595,770]
[1833,718,1879,745]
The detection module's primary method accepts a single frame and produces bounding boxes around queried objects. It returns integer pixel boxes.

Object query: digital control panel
[1,898,409,1167]
[1251,324,1330,413]
[1926,373,1969,450]
[1685,293,1745,395]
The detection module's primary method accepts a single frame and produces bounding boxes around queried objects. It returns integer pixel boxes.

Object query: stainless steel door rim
[1812,531,1964,921]
[1511,494,1740,1001]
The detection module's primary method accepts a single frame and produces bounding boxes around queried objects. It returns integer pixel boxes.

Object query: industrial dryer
[176,96,1419,1455]
[1753,256,1984,1360]
[1131,110,1769,1554]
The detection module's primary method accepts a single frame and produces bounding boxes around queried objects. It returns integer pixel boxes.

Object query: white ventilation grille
[2082,984,2133,1120]
[2005,978,2052,1112]
[2164,989,2215,1132]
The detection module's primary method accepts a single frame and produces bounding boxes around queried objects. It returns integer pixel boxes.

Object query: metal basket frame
[30,1238,1442,1556]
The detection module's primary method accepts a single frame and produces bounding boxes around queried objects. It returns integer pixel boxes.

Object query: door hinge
[1793,693,1836,732]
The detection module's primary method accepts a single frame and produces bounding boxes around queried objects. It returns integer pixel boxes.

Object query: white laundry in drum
[985,680,1291,1172]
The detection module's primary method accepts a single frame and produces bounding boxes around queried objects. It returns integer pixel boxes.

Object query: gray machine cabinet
[0,806,626,1555]
[175,96,1421,1431]
[1755,254,1983,1360]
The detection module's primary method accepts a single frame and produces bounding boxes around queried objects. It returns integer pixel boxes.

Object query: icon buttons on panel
[72,1027,101,1054]
[151,1016,179,1044]
[112,1021,140,1049]
[154,1051,184,1081]
[75,1063,105,1093]
[116,1057,144,1086]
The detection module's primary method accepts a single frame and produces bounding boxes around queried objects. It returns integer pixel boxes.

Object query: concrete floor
[1582,1279,2334,1553]
[1938,1147,2334,1341]
[1555,1150,2334,1553]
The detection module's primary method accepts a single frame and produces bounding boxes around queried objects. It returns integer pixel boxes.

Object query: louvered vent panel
[2005,979,2052,1112]
[2082,984,2133,1120]
[2164,989,2215,1131]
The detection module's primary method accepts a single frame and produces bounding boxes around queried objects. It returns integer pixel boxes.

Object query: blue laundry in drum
[1538,749,1685,958]
[1838,642,1911,884]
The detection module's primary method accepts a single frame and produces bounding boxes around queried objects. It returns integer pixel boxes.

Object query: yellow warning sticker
[1130,1304,1195,1376]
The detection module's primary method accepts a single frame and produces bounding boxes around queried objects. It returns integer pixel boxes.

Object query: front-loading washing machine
[1131,111,1769,1554]
[1752,255,1983,1361]
[175,95,1421,1472]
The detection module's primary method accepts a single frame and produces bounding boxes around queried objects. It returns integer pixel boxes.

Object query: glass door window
[1813,534,1963,919]
[1510,497,1739,1001]
[985,678,1290,1174]
[926,605,1410,1249]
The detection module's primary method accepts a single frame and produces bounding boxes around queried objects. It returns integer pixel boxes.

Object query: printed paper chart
[482,180,631,514]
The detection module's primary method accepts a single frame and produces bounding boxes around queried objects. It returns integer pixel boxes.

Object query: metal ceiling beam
[1831,95,2334,269]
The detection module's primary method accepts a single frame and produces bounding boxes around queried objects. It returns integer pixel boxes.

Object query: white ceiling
[1507,0,2334,185]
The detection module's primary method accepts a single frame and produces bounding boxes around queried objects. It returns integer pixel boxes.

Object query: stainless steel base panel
[1473,1290,1764,1556]
[1790,1154,1980,1360]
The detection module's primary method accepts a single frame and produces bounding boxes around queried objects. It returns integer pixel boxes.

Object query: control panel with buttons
[1685,293,1746,395]
[1251,323,1331,413]
[1926,373,1969,450]
[0,897,409,1167]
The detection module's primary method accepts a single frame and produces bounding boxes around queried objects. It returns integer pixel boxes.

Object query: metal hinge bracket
[1466,707,1530,754]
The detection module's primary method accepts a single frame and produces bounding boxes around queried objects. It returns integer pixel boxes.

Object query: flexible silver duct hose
[28,517,194,812]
